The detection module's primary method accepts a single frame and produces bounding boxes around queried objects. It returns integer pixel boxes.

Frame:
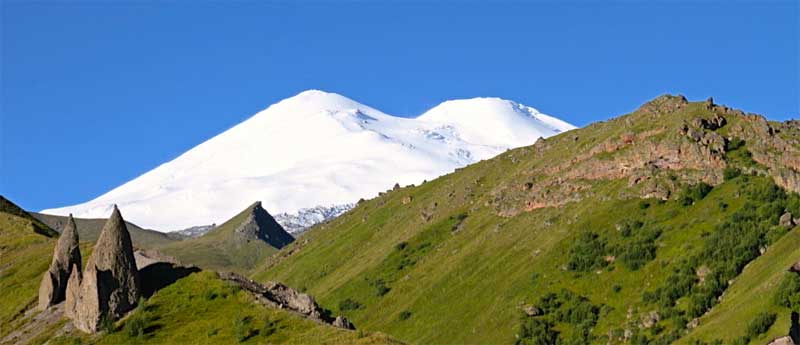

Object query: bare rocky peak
[69,205,141,333]
[233,201,294,249]
[38,214,82,310]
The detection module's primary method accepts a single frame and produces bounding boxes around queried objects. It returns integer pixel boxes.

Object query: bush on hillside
[773,273,800,311]
[745,312,776,338]
[566,232,607,272]
[339,298,362,311]
[515,317,558,345]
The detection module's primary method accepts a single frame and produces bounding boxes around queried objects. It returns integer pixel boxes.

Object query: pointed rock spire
[71,205,141,333]
[233,201,294,249]
[38,214,82,310]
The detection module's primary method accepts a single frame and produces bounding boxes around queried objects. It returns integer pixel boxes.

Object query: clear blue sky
[1,1,798,211]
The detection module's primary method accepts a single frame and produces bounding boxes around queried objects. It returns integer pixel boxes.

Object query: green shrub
[612,284,622,293]
[398,310,412,321]
[566,232,607,272]
[773,273,800,311]
[723,167,741,181]
[679,183,713,206]
[338,298,362,311]
[745,312,776,338]
[233,316,251,342]
[124,314,147,338]
[371,279,391,297]
[99,314,115,333]
[204,288,218,300]
[515,317,558,345]
[261,319,277,337]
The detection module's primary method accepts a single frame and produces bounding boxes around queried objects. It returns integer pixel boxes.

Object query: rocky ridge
[218,272,355,330]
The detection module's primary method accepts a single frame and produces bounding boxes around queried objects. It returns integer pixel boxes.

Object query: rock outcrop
[38,214,82,310]
[219,272,354,330]
[333,316,354,330]
[69,206,141,333]
[780,212,796,228]
[233,201,294,249]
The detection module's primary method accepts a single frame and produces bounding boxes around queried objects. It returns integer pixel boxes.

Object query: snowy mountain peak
[266,89,386,119]
[418,97,577,148]
[41,91,576,232]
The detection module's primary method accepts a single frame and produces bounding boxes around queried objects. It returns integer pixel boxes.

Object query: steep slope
[31,212,179,248]
[0,196,62,339]
[159,202,294,272]
[41,90,575,232]
[252,96,800,344]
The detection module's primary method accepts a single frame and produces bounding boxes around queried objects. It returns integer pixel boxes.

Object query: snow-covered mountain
[41,90,576,232]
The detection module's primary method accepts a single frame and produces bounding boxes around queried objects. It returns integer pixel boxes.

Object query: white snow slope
[41,90,576,232]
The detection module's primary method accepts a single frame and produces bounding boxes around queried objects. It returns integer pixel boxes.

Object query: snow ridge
[41,90,576,232]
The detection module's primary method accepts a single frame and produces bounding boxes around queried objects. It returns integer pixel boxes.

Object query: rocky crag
[219,272,354,330]
[233,201,295,249]
[63,205,141,333]
[37,214,82,310]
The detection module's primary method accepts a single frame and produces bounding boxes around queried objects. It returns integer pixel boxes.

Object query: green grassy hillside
[38,271,401,345]
[160,202,292,273]
[253,96,800,344]
[2,196,396,345]
[0,196,65,339]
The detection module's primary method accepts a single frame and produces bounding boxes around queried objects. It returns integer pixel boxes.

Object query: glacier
[41,90,576,232]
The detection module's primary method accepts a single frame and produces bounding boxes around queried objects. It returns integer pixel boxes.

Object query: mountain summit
[41,90,575,231]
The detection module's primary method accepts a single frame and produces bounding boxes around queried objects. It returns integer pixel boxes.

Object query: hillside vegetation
[253,96,800,344]
[159,201,293,273]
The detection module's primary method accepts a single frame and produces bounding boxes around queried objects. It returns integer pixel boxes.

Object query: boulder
[333,316,354,330]
[71,206,141,333]
[262,281,320,318]
[767,336,795,345]
[64,265,82,318]
[38,214,82,310]
[780,212,795,228]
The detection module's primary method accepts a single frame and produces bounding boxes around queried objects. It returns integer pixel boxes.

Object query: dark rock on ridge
[233,201,294,249]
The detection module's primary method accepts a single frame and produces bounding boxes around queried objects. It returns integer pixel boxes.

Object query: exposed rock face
[38,214,82,310]
[219,272,354,329]
[233,202,294,249]
[70,206,141,333]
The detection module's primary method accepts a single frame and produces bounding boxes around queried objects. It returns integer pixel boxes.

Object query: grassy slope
[41,271,400,345]
[681,227,800,344]
[159,203,278,273]
[0,197,76,339]
[31,212,180,249]
[253,99,800,344]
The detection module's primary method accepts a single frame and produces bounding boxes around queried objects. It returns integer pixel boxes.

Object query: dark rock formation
[70,206,141,333]
[219,272,354,329]
[233,202,294,249]
[38,214,82,310]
